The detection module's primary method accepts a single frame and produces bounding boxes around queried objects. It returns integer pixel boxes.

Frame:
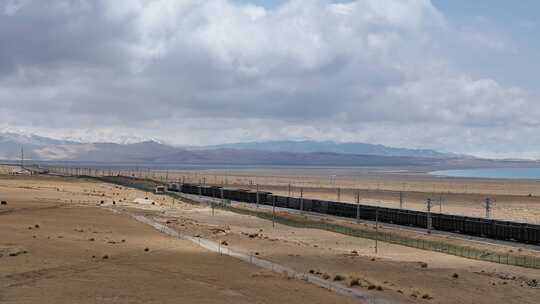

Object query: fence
[80,175,540,269]
[226,202,540,269]
[131,213,393,304]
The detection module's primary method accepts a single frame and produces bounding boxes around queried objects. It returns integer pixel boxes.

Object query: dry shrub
[420,262,428,268]
[322,273,330,280]
[281,270,292,280]
[333,274,345,281]
[348,277,360,287]
[452,273,459,279]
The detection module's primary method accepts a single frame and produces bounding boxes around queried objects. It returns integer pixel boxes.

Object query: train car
[167,183,180,192]
[311,200,329,214]
[274,195,289,208]
[181,183,200,195]
[255,191,272,204]
[174,183,540,245]
[327,201,355,218]
[287,197,301,210]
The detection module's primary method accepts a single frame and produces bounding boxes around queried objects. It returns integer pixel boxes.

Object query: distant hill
[201,140,454,158]
[0,132,73,160]
[3,132,537,170]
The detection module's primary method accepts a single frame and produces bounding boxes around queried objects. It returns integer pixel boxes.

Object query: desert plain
[1,170,539,303]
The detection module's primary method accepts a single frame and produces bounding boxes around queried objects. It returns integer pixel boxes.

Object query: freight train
[167,183,540,245]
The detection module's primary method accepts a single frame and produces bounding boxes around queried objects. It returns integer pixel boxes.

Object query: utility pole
[256,184,259,209]
[356,190,361,223]
[20,146,24,170]
[399,191,404,209]
[300,188,304,212]
[288,183,291,197]
[427,198,433,234]
[220,188,224,203]
[272,195,276,228]
[337,187,341,202]
[485,197,492,219]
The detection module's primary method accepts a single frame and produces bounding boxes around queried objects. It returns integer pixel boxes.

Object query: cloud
[0,0,538,158]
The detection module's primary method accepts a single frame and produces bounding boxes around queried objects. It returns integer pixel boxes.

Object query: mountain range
[0,132,536,169]
[201,140,454,158]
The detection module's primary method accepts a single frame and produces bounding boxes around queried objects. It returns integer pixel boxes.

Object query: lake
[430,168,540,179]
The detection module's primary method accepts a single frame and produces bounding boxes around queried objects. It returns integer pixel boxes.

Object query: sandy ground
[1,175,539,304]
[0,176,359,304]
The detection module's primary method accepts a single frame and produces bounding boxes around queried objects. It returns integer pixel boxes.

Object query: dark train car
[398,209,422,227]
[255,191,272,204]
[492,220,512,241]
[301,199,314,211]
[200,186,214,197]
[222,188,238,201]
[287,197,301,210]
[181,183,200,195]
[328,201,356,218]
[222,188,253,203]
[203,186,223,198]
[524,224,540,244]
[274,195,289,208]
[175,183,540,245]
[312,200,329,214]
[167,183,180,192]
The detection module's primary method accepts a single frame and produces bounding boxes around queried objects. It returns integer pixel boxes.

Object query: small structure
[155,185,165,194]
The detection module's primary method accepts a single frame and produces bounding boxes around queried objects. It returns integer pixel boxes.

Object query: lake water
[430,168,540,180]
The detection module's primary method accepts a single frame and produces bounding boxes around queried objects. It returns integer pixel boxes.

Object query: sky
[0,0,539,159]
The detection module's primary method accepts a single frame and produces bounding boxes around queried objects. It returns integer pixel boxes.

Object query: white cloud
[0,0,538,158]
